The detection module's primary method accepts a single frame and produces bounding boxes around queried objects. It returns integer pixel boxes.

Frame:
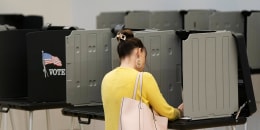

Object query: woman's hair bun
[116,29,134,42]
[116,33,127,41]
[116,29,145,59]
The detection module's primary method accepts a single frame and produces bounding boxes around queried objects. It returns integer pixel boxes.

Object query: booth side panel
[66,30,112,105]
[184,10,215,30]
[125,12,150,29]
[135,31,182,107]
[150,11,183,30]
[96,12,125,29]
[209,12,244,34]
[247,13,260,70]
[183,32,238,119]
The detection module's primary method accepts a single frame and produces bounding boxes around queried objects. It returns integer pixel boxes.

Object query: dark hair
[117,30,146,59]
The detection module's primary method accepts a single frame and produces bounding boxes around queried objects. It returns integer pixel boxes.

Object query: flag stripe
[42,53,62,67]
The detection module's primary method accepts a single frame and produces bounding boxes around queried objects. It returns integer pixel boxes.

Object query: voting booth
[112,30,183,107]
[26,30,72,102]
[182,31,239,119]
[246,11,260,72]
[170,30,257,129]
[63,30,257,129]
[124,11,183,30]
[0,25,15,31]
[0,14,43,29]
[96,12,126,29]
[149,11,183,30]
[209,11,244,34]
[184,10,216,30]
[0,30,36,99]
[66,29,112,105]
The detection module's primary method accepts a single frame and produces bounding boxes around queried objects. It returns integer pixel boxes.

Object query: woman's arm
[143,72,181,120]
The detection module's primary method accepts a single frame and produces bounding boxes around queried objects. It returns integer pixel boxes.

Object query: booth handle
[78,116,91,125]
[0,107,10,113]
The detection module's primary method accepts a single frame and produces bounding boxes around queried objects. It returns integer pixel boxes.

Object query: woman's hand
[178,103,184,117]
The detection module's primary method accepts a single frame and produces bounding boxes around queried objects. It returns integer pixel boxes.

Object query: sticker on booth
[42,50,65,78]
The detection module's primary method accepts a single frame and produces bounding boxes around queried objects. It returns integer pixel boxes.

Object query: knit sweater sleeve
[143,72,181,120]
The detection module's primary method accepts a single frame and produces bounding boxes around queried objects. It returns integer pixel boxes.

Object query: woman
[101,30,183,130]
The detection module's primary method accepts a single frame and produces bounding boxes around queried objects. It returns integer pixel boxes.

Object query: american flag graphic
[42,52,62,67]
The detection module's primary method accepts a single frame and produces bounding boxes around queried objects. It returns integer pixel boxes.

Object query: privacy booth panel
[111,30,182,107]
[96,12,126,29]
[26,30,72,102]
[0,30,36,98]
[247,12,260,71]
[183,31,238,119]
[184,10,216,30]
[66,29,112,105]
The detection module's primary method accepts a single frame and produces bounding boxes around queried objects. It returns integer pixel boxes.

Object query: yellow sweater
[101,67,180,130]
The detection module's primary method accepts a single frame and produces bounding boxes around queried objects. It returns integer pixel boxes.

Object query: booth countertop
[62,105,247,129]
[0,98,69,112]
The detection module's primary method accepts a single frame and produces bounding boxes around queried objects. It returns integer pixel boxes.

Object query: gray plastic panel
[66,29,112,105]
[111,38,120,68]
[209,12,244,34]
[0,25,7,31]
[183,31,238,120]
[96,12,125,29]
[184,10,216,30]
[111,30,182,107]
[150,11,183,30]
[247,12,260,70]
[124,11,151,29]
[0,25,15,31]
[251,75,260,102]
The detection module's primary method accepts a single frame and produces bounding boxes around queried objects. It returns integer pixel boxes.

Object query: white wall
[0,0,73,26]
[70,0,260,29]
[1,0,260,29]
[0,0,260,130]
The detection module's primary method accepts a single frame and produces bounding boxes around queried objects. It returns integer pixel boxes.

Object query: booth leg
[70,117,74,130]
[79,124,83,130]
[244,122,247,130]
[46,110,51,130]
[28,111,33,130]
[2,113,7,130]
[0,113,1,129]
[9,110,15,130]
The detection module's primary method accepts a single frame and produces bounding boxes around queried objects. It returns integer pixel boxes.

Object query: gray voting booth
[247,12,260,70]
[63,30,256,129]
[150,11,183,30]
[124,11,150,29]
[185,10,244,34]
[0,25,15,31]
[208,11,260,71]
[184,10,216,30]
[0,25,7,31]
[112,30,182,107]
[124,11,183,30]
[96,12,126,29]
[209,11,244,34]
[182,31,238,120]
[66,29,112,105]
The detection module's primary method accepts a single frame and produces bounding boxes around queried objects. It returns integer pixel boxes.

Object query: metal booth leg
[244,122,247,130]
[9,110,15,130]
[46,110,51,130]
[70,117,74,130]
[231,125,236,130]
[0,113,1,129]
[79,124,83,130]
[0,107,10,130]
[2,113,7,130]
[29,111,33,130]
